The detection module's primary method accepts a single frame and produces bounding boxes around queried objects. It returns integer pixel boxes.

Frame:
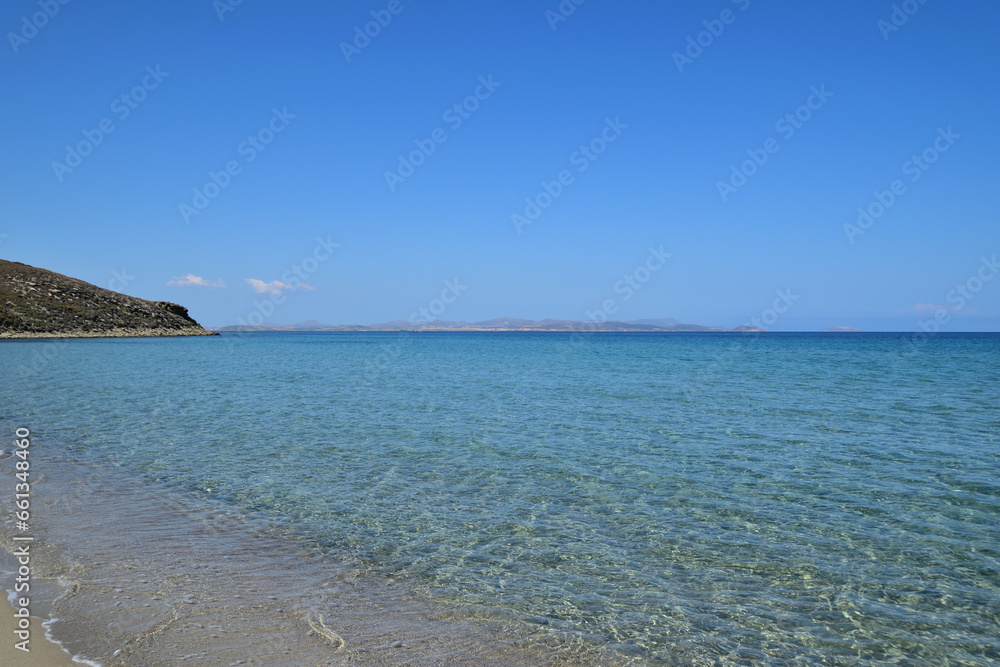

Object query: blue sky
[2,0,998,330]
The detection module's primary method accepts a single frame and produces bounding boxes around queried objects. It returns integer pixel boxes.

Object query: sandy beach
[0,452,592,667]
[0,601,79,667]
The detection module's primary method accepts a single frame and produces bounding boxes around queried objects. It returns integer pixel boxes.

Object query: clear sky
[2,0,998,330]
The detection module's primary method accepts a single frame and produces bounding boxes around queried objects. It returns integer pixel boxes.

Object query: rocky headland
[0,259,217,339]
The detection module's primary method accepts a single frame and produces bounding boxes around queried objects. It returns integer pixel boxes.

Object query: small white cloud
[166,274,226,288]
[244,278,314,296]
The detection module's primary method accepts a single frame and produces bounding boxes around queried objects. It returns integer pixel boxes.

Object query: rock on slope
[0,259,217,339]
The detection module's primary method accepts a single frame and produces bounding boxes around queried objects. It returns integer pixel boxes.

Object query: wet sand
[1,455,626,667]
[0,602,78,666]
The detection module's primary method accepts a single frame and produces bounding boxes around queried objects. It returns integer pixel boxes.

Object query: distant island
[0,259,217,339]
[822,326,862,332]
[213,317,765,333]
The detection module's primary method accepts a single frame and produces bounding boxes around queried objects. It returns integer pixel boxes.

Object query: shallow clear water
[2,332,999,665]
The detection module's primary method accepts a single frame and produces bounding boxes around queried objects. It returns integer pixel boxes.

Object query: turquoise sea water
[2,332,999,665]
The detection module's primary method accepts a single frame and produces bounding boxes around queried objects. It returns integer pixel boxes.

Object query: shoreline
[2,453,617,666]
[0,329,218,339]
[0,601,81,667]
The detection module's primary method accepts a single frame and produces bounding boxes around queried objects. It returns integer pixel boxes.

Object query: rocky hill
[0,259,217,339]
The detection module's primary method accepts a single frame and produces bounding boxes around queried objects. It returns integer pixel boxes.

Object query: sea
[1,331,998,666]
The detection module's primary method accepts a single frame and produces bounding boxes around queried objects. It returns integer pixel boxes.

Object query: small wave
[41,617,103,667]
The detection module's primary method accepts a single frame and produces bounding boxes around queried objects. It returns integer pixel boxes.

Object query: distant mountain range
[212,317,765,333]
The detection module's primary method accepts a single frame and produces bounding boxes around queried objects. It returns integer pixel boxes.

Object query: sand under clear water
[2,331,999,665]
